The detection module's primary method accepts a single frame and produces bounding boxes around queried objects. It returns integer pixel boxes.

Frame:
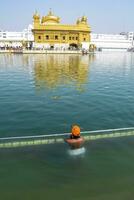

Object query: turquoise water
[0,53,134,199]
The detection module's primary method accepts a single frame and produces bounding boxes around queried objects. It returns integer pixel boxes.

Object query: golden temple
[32,10,91,49]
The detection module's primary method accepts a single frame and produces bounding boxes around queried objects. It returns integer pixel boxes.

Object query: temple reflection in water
[33,54,95,90]
[0,53,95,91]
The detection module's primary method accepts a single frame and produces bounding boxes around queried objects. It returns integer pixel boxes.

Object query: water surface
[0,53,134,199]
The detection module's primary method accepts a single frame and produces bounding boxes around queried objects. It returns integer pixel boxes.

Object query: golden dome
[81,16,87,22]
[33,11,40,19]
[42,9,60,24]
[76,18,81,25]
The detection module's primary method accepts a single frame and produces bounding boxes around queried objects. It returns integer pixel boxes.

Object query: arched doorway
[69,43,78,50]
[50,45,54,50]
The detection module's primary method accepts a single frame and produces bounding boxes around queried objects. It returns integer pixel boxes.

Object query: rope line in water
[0,127,134,149]
[0,127,134,141]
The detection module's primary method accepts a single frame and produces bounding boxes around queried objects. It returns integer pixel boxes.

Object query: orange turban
[71,125,80,137]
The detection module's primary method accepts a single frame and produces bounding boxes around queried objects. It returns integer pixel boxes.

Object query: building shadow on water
[32,54,95,91]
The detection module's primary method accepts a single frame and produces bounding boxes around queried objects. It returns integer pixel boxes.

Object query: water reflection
[33,54,95,90]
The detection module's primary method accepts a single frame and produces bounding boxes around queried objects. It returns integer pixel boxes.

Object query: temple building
[0,10,133,52]
[32,10,91,50]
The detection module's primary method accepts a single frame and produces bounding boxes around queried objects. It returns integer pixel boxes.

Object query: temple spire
[48,8,53,15]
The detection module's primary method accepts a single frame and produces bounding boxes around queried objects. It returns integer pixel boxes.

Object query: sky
[0,0,134,33]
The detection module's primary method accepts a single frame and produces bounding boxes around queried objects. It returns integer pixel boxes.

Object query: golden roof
[41,9,60,24]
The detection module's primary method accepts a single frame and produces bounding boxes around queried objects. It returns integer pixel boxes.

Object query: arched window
[46,35,49,40]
